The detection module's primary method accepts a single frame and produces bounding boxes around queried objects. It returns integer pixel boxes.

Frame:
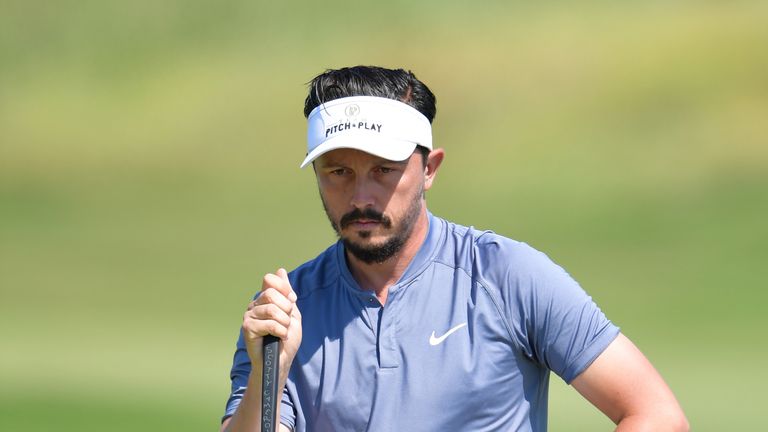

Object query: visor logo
[344,104,360,117]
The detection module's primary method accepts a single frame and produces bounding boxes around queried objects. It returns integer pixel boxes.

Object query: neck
[345,209,429,305]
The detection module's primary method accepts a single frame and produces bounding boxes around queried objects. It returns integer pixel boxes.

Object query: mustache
[339,208,392,229]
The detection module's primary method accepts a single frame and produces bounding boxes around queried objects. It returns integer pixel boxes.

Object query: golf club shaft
[261,335,280,432]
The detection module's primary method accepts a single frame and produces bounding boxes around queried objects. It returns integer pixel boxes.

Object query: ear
[424,148,445,191]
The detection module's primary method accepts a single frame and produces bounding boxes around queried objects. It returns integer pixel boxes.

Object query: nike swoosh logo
[429,323,467,346]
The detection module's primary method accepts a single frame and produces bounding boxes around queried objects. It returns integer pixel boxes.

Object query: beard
[320,184,424,264]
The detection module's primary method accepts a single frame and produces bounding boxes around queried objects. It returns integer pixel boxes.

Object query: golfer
[221,66,688,431]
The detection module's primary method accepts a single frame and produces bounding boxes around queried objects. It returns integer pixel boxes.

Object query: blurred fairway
[1,1,767,430]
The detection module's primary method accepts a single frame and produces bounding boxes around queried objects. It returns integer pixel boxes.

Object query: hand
[242,268,302,384]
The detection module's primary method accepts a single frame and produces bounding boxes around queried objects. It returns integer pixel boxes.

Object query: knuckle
[269,321,283,337]
[283,280,294,294]
[265,303,280,317]
[271,305,290,325]
[241,320,256,336]
[264,274,290,294]
[262,273,280,290]
[259,289,274,303]
[264,288,286,305]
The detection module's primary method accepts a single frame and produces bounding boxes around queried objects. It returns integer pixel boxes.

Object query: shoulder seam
[474,273,519,350]
[294,274,338,300]
[431,259,520,351]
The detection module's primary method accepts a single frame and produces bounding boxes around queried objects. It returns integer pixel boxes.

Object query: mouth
[338,208,391,232]
[348,219,381,229]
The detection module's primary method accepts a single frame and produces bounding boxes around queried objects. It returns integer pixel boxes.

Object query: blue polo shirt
[224,213,619,431]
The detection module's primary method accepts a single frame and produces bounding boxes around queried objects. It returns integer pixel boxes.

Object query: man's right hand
[222,269,301,432]
[242,268,302,386]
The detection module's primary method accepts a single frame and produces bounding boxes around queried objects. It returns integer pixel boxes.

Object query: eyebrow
[316,159,343,168]
[318,157,409,168]
[375,158,409,167]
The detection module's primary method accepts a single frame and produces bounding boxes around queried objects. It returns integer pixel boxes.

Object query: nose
[350,174,376,209]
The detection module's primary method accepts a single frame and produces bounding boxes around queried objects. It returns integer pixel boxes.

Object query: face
[314,148,429,264]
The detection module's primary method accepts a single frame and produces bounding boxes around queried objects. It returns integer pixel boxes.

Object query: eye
[329,168,347,176]
[376,166,395,174]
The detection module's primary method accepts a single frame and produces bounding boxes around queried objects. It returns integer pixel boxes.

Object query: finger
[290,303,302,322]
[277,268,290,283]
[242,316,289,339]
[262,272,292,297]
[287,304,302,339]
[268,321,289,339]
[276,268,298,302]
[254,288,293,314]
[248,303,292,328]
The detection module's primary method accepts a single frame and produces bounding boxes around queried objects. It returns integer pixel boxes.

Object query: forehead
[316,148,410,167]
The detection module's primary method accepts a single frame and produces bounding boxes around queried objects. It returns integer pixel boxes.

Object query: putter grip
[261,335,280,432]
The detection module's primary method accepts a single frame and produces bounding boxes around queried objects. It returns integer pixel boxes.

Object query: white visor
[301,96,432,168]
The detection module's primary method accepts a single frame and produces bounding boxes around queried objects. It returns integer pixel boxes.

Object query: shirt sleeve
[479,238,620,383]
[222,329,252,422]
[279,383,297,430]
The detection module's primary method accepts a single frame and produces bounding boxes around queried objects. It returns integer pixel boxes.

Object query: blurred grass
[1,1,767,430]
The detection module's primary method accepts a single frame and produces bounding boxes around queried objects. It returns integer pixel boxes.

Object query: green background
[1,1,766,430]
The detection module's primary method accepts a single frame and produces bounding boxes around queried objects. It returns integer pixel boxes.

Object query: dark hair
[304,66,437,123]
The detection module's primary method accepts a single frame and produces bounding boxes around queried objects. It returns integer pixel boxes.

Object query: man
[221,66,688,431]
